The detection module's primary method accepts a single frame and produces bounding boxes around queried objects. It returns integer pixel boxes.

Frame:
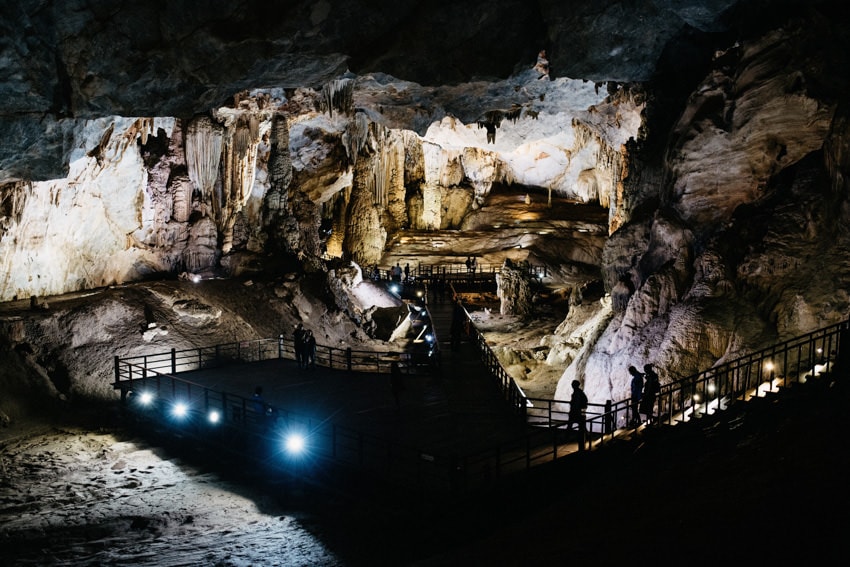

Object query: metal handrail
[113,295,849,492]
[114,334,435,381]
[578,319,848,448]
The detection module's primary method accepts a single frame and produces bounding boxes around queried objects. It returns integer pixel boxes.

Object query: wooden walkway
[146,290,537,463]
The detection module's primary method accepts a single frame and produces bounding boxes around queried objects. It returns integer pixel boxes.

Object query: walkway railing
[371,262,548,283]
[112,296,849,492]
[114,364,461,491]
[114,335,434,383]
[545,319,848,448]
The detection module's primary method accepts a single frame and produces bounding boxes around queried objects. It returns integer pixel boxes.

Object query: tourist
[294,323,307,369]
[304,330,317,369]
[567,380,588,451]
[640,364,660,424]
[629,365,644,427]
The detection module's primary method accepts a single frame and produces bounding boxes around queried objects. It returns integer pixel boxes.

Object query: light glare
[285,433,306,454]
[172,402,188,418]
[208,410,220,424]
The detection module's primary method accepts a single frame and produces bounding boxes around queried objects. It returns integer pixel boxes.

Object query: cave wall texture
[3,0,850,405]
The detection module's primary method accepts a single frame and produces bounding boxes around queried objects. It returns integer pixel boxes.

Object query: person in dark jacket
[294,323,307,369]
[567,380,589,451]
[640,363,660,424]
[304,329,316,369]
[629,365,644,427]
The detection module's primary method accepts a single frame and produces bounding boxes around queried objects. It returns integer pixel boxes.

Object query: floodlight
[285,433,306,455]
[208,410,220,424]
[172,402,188,418]
[139,391,154,406]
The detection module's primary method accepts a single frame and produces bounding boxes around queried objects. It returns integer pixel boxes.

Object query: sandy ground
[0,410,343,566]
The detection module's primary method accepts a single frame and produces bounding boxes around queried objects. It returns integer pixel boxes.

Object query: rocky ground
[2,365,849,566]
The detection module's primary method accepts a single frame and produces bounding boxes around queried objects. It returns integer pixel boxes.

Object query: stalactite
[342,111,370,165]
[367,124,401,209]
[321,77,355,118]
[185,115,224,201]
[218,112,261,251]
[0,181,29,240]
[232,114,259,160]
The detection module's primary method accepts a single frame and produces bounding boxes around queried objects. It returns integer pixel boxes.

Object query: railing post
[604,400,613,434]
[114,355,120,383]
[171,348,177,374]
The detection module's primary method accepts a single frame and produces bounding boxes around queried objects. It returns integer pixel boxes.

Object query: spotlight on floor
[284,432,306,455]
[208,410,221,424]
[172,402,189,418]
[390,284,400,294]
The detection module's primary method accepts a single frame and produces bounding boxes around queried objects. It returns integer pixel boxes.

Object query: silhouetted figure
[640,364,660,424]
[567,380,589,451]
[629,365,644,427]
[451,299,465,351]
[390,361,404,410]
[392,262,403,282]
[304,330,316,369]
[294,323,307,369]
[404,263,410,283]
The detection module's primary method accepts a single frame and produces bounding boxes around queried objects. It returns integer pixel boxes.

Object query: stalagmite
[265,113,292,213]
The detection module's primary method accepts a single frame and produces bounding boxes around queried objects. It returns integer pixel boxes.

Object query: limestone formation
[496,260,535,316]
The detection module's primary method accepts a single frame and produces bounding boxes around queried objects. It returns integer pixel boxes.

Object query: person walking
[567,380,589,451]
[628,365,644,427]
[640,363,660,424]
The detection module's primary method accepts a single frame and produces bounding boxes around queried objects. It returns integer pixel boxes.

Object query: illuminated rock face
[555,17,850,404]
[2,0,850,414]
[0,73,640,301]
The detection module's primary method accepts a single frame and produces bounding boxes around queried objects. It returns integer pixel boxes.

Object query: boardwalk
[121,289,555,493]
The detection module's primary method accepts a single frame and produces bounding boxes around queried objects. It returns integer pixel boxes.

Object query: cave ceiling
[2,0,844,182]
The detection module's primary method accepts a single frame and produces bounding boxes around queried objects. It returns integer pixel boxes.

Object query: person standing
[640,363,660,424]
[304,330,317,369]
[294,323,306,369]
[404,263,410,283]
[628,365,644,427]
[567,380,589,451]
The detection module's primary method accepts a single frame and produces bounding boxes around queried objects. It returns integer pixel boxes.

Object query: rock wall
[556,17,850,404]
